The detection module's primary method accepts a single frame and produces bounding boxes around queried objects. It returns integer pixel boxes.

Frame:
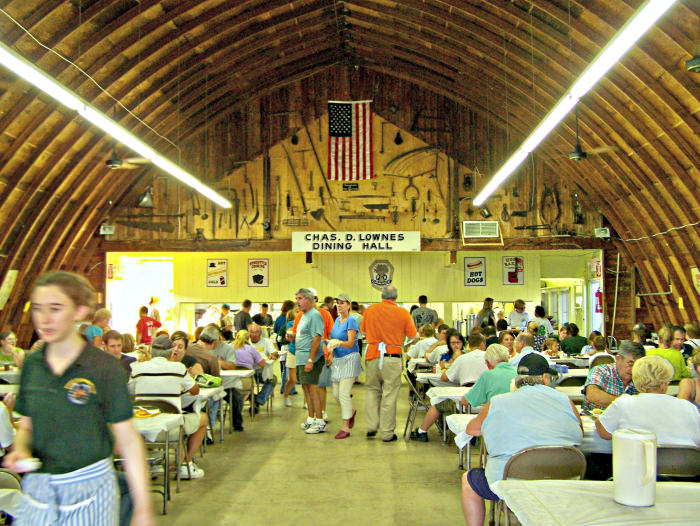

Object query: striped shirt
[129,357,195,411]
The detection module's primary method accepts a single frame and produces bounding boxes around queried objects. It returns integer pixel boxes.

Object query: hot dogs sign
[464,257,486,287]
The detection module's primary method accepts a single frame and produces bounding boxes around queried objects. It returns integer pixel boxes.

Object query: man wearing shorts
[293,288,326,434]
[460,354,582,525]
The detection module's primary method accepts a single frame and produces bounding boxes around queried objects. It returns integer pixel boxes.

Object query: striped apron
[18,457,118,526]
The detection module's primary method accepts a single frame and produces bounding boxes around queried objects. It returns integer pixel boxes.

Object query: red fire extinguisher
[595,288,603,313]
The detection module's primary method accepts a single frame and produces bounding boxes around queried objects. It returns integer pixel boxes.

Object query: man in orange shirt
[361,285,418,441]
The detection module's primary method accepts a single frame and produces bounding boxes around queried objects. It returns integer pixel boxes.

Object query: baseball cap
[517,353,558,376]
[222,303,230,309]
[335,293,351,303]
[151,335,173,351]
[308,287,318,299]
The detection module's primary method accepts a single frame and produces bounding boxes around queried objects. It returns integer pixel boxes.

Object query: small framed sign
[502,256,524,285]
[248,258,269,287]
[464,257,486,286]
[207,259,228,287]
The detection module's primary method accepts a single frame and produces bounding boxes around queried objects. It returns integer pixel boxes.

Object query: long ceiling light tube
[474,0,678,206]
[0,41,231,209]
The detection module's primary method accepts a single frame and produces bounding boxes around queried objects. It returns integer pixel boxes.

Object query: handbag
[195,373,222,388]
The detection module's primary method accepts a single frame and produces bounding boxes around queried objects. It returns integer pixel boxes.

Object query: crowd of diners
[0,279,698,525]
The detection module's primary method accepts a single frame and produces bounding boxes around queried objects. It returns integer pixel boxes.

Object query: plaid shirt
[581,363,637,414]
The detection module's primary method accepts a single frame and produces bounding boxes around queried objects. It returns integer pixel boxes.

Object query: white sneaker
[322,410,328,422]
[284,397,292,407]
[305,421,327,434]
[303,402,308,409]
[180,461,204,480]
[300,420,314,430]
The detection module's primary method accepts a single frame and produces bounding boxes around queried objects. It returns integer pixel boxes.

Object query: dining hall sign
[292,231,421,252]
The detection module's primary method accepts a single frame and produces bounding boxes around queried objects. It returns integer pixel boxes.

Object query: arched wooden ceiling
[0,0,698,335]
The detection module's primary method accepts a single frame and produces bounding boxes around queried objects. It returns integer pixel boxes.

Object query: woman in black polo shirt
[3,271,154,526]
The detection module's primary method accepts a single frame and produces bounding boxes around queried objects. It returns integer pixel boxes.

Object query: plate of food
[133,406,161,418]
[589,408,604,419]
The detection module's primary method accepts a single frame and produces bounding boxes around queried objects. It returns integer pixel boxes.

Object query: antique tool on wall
[231,189,240,237]
[281,142,308,216]
[514,224,552,230]
[250,189,260,225]
[380,122,388,153]
[243,163,254,210]
[339,213,385,221]
[308,170,313,191]
[392,206,399,224]
[275,177,280,230]
[411,198,417,218]
[422,204,427,223]
[283,218,309,226]
[115,219,175,233]
[310,208,336,230]
[363,203,389,211]
[384,172,423,200]
[303,124,335,202]
[319,187,325,205]
[539,186,561,226]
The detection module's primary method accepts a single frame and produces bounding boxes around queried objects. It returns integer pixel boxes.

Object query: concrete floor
[153,384,470,526]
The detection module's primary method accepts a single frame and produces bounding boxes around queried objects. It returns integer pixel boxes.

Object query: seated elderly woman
[0,331,25,368]
[595,355,700,446]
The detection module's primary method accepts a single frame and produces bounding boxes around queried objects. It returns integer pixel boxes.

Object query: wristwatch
[307,359,313,363]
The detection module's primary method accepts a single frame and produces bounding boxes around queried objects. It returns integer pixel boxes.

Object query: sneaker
[410,429,429,442]
[205,429,214,445]
[303,402,308,409]
[306,421,326,434]
[180,461,204,480]
[366,430,377,438]
[322,410,328,422]
[300,420,314,430]
[284,397,292,407]
[382,434,398,442]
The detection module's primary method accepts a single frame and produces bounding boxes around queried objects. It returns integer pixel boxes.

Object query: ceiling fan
[105,140,150,170]
[567,107,618,161]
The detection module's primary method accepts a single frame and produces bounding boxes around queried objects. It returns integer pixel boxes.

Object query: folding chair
[403,372,430,439]
[590,354,615,368]
[556,376,586,387]
[131,397,185,514]
[657,445,700,479]
[492,446,586,526]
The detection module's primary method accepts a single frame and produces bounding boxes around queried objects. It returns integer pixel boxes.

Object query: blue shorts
[467,468,500,501]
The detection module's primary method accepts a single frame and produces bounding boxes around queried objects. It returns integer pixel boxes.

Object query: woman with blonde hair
[84,308,111,347]
[596,355,700,445]
[475,297,496,329]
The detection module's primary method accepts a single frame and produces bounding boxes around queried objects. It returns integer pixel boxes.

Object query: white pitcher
[612,428,657,506]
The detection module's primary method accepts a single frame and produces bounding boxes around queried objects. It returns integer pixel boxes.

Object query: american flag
[327,100,374,180]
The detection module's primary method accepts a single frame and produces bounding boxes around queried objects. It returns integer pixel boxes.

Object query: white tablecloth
[407,358,432,373]
[415,372,456,387]
[490,480,700,526]
[0,368,20,384]
[220,369,255,389]
[580,415,611,454]
[446,413,479,451]
[425,386,471,406]
[557,385,679,403]
[133,413,184,442]
[552,357,591,368]
[560,368,590,379]
[0,488,22,517]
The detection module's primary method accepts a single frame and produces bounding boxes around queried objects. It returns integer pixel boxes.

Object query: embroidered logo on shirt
[64,378,96,405]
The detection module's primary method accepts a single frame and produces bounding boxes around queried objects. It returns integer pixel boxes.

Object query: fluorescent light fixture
[474,0,677,206]
[0,40,231,209]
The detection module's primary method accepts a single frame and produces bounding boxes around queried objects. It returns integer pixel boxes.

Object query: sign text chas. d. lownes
[292,231,421,252]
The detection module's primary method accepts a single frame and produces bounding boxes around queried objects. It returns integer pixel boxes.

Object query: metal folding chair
[403,371,430,439]
[492,446,586,526]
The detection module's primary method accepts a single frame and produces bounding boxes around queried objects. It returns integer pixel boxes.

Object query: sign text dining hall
[291,231,421,252]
